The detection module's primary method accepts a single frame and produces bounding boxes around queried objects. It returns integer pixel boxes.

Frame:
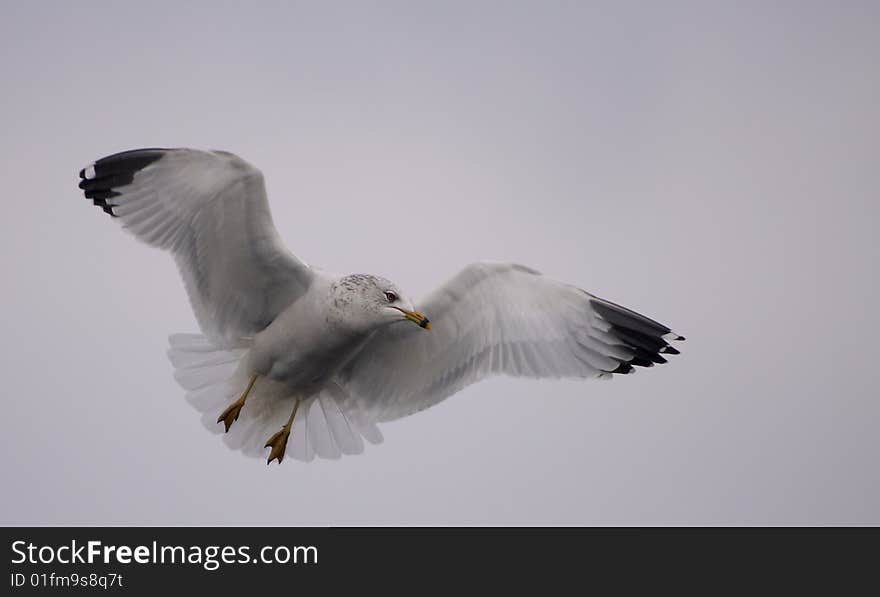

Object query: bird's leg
[265,399,302,465]
[217,375,258,433]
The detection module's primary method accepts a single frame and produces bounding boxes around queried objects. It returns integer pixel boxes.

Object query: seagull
[77,148,685,464]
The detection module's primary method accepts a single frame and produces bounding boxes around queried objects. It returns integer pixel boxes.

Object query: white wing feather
[79,148,312,345]
[339,262,683,422]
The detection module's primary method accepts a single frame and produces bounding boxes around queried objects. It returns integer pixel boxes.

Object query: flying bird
[77,148,685,464]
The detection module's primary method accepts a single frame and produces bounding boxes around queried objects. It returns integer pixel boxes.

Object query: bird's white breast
[246,275,373,396]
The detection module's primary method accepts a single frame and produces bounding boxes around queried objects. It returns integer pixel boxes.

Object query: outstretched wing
[78,148,312,345]
[339,262,684,422]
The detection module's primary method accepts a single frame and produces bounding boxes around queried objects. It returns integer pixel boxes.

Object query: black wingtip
[77,148,168,218]
[651,353,668,365]
[611,363,634,374]
[591,296,684,376]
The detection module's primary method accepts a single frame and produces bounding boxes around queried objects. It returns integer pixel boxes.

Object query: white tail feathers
[167,333,382,462]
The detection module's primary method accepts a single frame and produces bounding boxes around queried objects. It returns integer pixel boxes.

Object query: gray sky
[1,1,878,525]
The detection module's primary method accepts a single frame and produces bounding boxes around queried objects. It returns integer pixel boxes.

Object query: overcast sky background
[1,1,877,525]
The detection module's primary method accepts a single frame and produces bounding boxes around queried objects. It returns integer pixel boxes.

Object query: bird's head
[330,274,431,333]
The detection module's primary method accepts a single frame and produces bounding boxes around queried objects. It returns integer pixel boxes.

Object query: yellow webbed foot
[264,426,291,465]
[264,398,301,465]
[216,375,258,433]
[217,398,246,433]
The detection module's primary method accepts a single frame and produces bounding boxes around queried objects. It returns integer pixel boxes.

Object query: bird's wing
[78,148,312,345]
[339,262,684,422]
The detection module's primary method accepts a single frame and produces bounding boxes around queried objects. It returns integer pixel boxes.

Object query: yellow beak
[397,308,431,330]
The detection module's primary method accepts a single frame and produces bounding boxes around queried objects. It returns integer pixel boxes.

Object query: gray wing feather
[339,262,683,422]
[79,148,312,345]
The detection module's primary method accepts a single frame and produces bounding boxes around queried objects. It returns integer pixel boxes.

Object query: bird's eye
[384,291,398,302]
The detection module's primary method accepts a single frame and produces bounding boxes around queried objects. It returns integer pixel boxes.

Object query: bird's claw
[217,398,246,433]
[264,426,291,465]
[216,375,259,433]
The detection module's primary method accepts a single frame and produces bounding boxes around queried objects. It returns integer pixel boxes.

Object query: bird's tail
[167,333,382,462]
